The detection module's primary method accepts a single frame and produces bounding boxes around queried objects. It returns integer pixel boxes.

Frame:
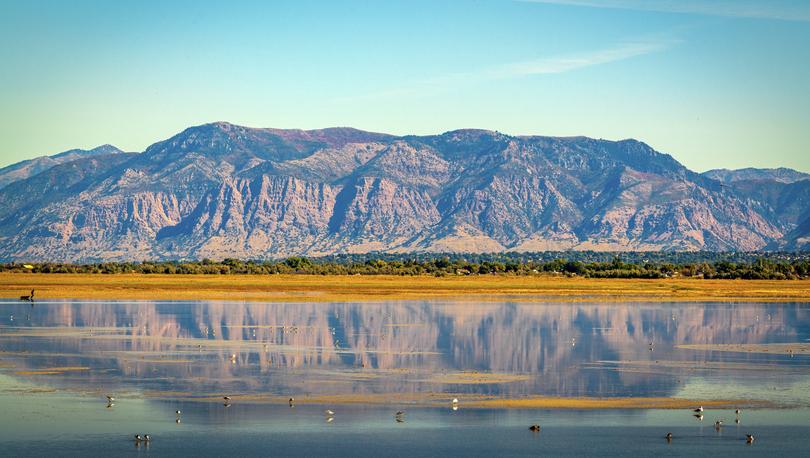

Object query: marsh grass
[0,273,808,302]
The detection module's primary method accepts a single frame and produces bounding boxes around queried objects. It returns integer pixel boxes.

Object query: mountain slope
[703,167,810,184]
[0,122,804,261]
[0,144,125,190]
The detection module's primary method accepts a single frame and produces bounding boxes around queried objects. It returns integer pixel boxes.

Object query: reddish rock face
[0,122,804,261]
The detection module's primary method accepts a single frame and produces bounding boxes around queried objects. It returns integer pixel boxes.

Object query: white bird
[176,410,181,415]
[452,398,459,404]
[325,409,335,416]
[106,395,116,402]
[693,406,704,413]
[735,409,741,415]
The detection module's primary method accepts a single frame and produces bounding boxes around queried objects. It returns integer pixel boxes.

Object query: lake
[0,300,808,456]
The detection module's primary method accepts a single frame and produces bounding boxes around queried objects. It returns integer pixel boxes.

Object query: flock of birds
[120,395,432,444]
[106,394,757,447]
[664,406,754,444]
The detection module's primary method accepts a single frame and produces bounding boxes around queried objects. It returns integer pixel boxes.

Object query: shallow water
[0,300,809,456]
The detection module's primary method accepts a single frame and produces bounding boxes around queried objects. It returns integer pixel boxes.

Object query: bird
[134,434,142,442]
[452,398,459,404]
[223,396,231,401]
[693,406,704,413]
[665,432,673,441]
[715,420,723,427]
[143,435,151,442]
[746,434,755,444]
[735,409,741,415]
[529,424,541,432]
[325,409,335,416]
[19,289,34,302]
[106,395,116,402]
[289,397,295,407]
[176,410,181,415]
[694,414,704,421]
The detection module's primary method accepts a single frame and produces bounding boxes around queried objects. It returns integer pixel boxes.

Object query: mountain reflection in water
[0,300,808,401]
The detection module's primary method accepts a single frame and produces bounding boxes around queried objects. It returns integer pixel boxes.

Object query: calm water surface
[0,300,808,456]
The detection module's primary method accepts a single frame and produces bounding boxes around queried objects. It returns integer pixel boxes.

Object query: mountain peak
[51,144,125,159]
[0,144,127,190]
[703,167,810,184]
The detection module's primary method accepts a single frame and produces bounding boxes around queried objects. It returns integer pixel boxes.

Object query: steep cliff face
[0,122,804,261]
[156,175,340,258]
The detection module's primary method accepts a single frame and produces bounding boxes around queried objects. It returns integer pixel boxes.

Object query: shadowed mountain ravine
[0,122,808,261]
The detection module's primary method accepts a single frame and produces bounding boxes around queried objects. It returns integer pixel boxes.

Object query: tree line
[2,252,810,279]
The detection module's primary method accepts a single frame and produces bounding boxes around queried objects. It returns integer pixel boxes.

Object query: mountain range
[0,122,807,262]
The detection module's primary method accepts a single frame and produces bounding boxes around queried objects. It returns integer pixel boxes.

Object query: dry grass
[0,273,808,303]
[677,343,810,355]
[464,397,757,409]
[143,391,762,409]
[14,366,90,375]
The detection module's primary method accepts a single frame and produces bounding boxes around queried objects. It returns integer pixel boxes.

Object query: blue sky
[0,0,808,172]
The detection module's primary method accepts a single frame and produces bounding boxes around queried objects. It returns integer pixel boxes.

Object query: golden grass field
[139,391,758,410]
[0,273,808,302]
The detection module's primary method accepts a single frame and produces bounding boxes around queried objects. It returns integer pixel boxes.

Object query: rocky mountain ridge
[0,122,806,261]
[0,144,125,189]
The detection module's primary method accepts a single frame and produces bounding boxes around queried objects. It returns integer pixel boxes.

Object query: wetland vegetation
[3,252,810,279]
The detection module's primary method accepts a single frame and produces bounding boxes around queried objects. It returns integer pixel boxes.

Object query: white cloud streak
[337,40,673,102]
[518,0,810,22]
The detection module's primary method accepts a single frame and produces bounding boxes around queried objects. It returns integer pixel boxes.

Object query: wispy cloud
[337,39,673,102]
[483,40,670,78]
[519,0,810,22]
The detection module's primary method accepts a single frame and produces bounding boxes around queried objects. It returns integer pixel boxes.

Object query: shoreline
[0,273,809,303]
